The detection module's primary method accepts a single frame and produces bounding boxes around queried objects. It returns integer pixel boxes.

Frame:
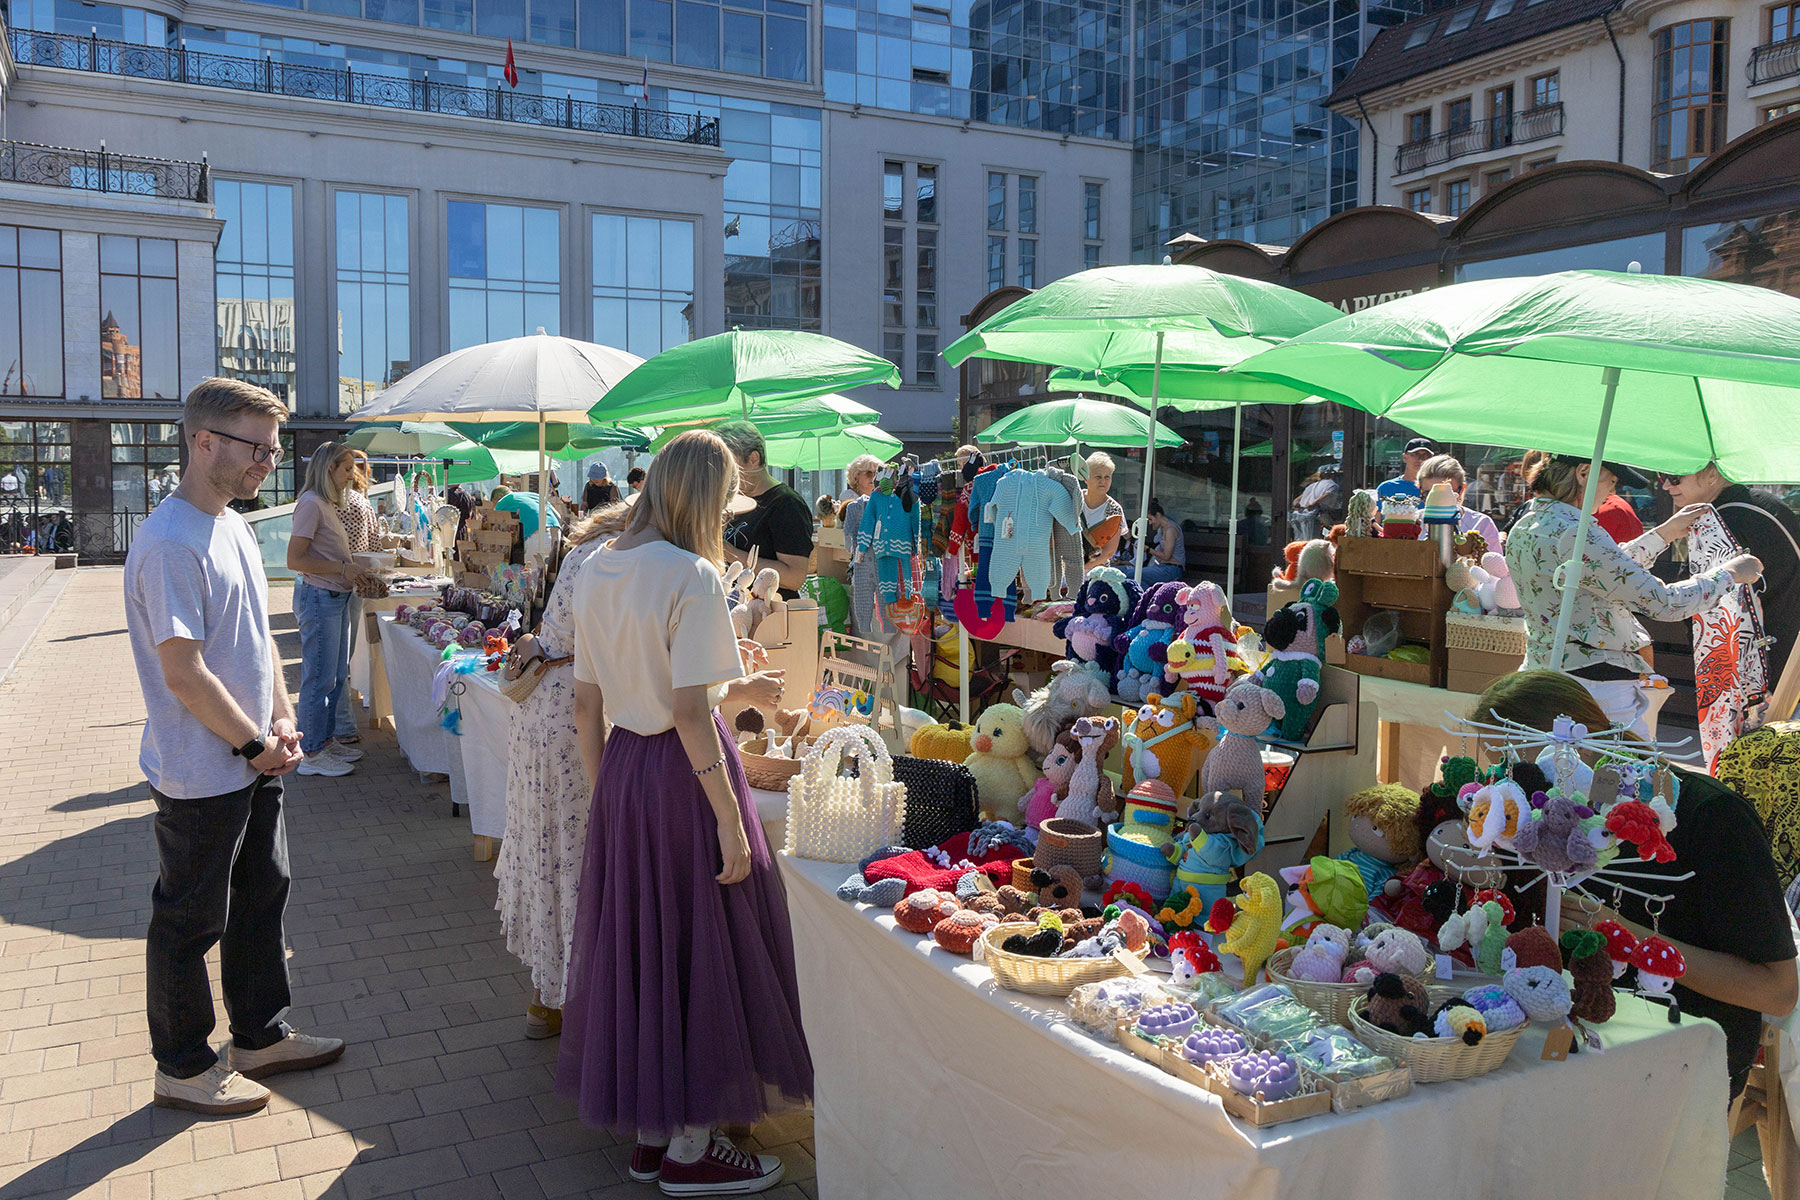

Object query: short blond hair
[1418,454,1466,490]
[1085,451,1115,475]
[632,430,736,567]
[846,454,884,484]
[182,377,287,437]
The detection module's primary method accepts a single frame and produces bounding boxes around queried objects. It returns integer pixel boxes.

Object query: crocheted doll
[1340,783,1423,902]
[1159,790,1265,918]
[1256,579,1340,741]
[1561,928,1617,1024]
[1019,732,1081,832]
[1120,691,1210,796]
[1055,715,1121,827]
[1053,567,1138,689]
[1208,872,1284,985]
[1165,581,1242,710]
[1114,582,1186,704]
[964,703,1041,820]
[1200,680,1285,811]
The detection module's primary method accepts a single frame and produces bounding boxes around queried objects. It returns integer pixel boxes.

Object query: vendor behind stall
[1477,670,1797,1098]
[717,421,814,600]
[1081,451,1126,571]
[1377,436,1435,501]
[1414,454,1501,548]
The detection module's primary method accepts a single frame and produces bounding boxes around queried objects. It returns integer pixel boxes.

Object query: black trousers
[146,774,293,1077]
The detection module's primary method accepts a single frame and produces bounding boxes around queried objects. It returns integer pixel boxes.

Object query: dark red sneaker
[658,1137,784,1196]
[630,1142,667,1184]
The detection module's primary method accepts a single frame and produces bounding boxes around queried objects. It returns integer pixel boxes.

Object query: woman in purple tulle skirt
[559,430,812,1197]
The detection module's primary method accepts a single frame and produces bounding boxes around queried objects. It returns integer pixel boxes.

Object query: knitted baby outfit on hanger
[989,470,1081,604]
[857,488,921,605]
[967,463,1014,620]
[842,495,878,636]
[1044,465,1086,597]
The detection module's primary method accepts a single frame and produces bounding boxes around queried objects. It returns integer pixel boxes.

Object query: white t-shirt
[572,538,745,737]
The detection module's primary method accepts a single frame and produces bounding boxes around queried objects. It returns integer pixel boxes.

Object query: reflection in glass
[338,192,412,415]
[0,226,64,397]
[1017,238,1035,289]
[448,202,559,349]
[1454,232,1666,282]
[987,235,1005,291]
[579,0,625,52]
[1018,175,1037,234]
[591,213,694,359]
[676,0,719,68]
[883,161,904,221]
[631,0,672,61]
[987,172,1006,230]
[101,237,179,400]
[1681,208,1800,300]
[917,164,937,225]
[216,180,297,405]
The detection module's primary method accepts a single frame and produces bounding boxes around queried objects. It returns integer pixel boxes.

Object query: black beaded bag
[891,755,979,849]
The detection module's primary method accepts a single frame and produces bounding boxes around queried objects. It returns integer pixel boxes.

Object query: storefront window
[1653,19,1729,173]
[257,431,298,508]
[0,225,63,398]
[1681,207,1800,299]
[0,421,72,508]
[215,180,298,407]
[1454,232,1665,281]
[1118,405,1275,593]
[590,212,695,359]
[110,422,183,517]
[447,201,560,350]
[100,236,180,400]
[337,191,412,416]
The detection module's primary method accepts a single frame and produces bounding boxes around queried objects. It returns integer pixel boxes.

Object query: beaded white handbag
[784,724,909,862]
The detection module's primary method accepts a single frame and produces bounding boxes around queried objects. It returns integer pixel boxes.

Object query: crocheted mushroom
[933,909,995,955]
[895,889,961,934]
[1627,935,1687,997]
[1595,919,1638,980]
[1501,925,1562,973]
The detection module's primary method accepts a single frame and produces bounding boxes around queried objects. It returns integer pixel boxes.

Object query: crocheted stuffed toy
[1365,972,1433,1037]
[1000,911,1066,958]
[894,889,961,934]
[1288,924,1353,983]
[1053,567,1138,689]
[1029,864,1085,910]
[1256,579,1340,741]
[1165,581,1243,711]
[1121,692,1210,797]
[1210,872,1284,984]
[1512,793,1599,875]
[932,908,995,955]
[1169,930,1224,986]
[1433,997,1487,1045]
[1114,582,1186,704]
[1018,659,1113,758]
[963,703,1041,820]
[1160,790,1265,917]
[1561,928,1617,1024]
[1464,778,1528,853]
[1281,856,1369,943]
[1020,732,1080,832]
[1502,925,1562,973]
[862,830,1022,896]
[1056,715,1121,827]
[1341,784,1423,902]
[1201,680,1286,810]
[1503,965,1573,1023]
[1461,983,1527,1033]
[1343,926,1431,986]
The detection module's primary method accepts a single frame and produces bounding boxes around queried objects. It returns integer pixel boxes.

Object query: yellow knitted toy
[1214,872,1284,984]
[1120,691,1215,796]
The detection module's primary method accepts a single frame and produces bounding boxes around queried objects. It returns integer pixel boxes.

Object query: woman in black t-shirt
[714,421,814,600]
[1477,670,1797,1098]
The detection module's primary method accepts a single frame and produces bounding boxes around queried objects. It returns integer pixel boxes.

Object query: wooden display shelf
[1334,536,1453,689]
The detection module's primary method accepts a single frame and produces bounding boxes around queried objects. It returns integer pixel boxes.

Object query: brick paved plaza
[0,568,816,1200]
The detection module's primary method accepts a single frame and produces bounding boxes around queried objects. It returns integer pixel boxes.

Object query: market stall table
[778,850,1729,1200]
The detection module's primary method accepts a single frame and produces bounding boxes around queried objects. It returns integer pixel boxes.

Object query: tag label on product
[1541,1024,1575,1061]
[1435,954,1455,981]
[971,872,998,895]
[1113,949,1150,976]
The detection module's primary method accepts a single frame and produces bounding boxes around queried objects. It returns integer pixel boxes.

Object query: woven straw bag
[497,635,570,704]
[784,724,909,862]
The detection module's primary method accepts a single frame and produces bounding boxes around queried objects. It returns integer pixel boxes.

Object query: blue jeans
[335,594,362,739]
[295,580,351,755]
[1140,561,1184,585]
[147,775,292,1077]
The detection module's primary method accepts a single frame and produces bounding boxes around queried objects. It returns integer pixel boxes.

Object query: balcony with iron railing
[0,138,208,200]
[7,27,721,147]
[1750,37,1800,86]
[1394,102,1564,175]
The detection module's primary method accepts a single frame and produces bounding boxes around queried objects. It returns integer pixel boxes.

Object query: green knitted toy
[1476,900,1509,976]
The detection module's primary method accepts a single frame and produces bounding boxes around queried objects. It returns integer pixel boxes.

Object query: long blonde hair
[303,441,357,506]
[565,500,633,548]
[632,430,736,565]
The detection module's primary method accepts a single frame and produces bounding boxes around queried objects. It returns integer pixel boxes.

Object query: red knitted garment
[863,831,1023,895]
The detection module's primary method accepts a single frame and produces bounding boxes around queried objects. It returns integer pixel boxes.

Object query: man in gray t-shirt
[122,378,346,1117]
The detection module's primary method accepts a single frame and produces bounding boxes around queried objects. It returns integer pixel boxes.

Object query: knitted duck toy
[1207,872,1284,985]
[964,703,1041,820]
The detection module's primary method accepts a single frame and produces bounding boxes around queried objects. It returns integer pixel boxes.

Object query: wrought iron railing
[1750,38,1800,85]
[1394,102,1564,174]
[8,28,722,147]
[0,138,208,200]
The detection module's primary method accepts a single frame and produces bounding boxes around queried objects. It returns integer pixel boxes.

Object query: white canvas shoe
[153,1064,270,1115]
[227,1030,346,1080]
[323,741,364,762]
[298,751,353,777]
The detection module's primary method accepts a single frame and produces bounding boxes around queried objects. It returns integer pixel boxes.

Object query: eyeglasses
[1658,472,1690,486]
[206,429,283,464]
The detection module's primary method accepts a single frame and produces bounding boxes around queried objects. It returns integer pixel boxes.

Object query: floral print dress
[1505,497,1734,675]
[494,536,604,1009]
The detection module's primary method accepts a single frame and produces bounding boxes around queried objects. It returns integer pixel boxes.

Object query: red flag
[503,39,519,88]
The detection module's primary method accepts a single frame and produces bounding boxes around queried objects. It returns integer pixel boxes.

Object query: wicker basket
[1345,992,1526,1083]
[738,736,809,791]
[1011,858,1037,890]
[979,923,1128,997]
[1036,818,1104,880]
[1266,946,1367,1026]
[1444,612,1528,656]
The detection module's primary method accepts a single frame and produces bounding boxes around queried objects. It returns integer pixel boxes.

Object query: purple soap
[1135,1001,1199,1040]
[1224,1050,1301,1101]
[1180,1027,1246,1066]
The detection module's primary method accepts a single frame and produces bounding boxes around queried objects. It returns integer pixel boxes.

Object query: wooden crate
[1333,536,1452,688]
[456,570,492,589]
[1447,646,1523,697]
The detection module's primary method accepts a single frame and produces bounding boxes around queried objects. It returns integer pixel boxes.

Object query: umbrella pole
[1132,331,1165,587]
[1548,365,1621,672]
[538,414,549,558]
[1226,403,1242,611]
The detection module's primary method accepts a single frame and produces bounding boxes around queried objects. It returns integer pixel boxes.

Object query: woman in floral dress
[495,502,632,1037]
[334,451,377,745]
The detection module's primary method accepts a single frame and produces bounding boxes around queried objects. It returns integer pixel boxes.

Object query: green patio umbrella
[945,262,1341,588]
[450,421,652,455]
[1227,268,1800,666]
[762,424,904,471]
[343,422,461,456]
[975,397,1185,449]
[589,329,901,426]
[645,393,882,452]
[436,440,544,486]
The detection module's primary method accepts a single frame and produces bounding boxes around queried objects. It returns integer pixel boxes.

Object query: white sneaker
[298,752,354,777]
[153,1063,270,1115]
[227,1030,347,1080]
[324,741,364,762]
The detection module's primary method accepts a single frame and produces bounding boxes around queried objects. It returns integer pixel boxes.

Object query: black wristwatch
[232,736,268,760]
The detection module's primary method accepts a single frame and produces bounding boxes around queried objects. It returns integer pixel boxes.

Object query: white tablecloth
[444,666,512,839]
[378,615,457,776]
[778,852,1729,1200]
